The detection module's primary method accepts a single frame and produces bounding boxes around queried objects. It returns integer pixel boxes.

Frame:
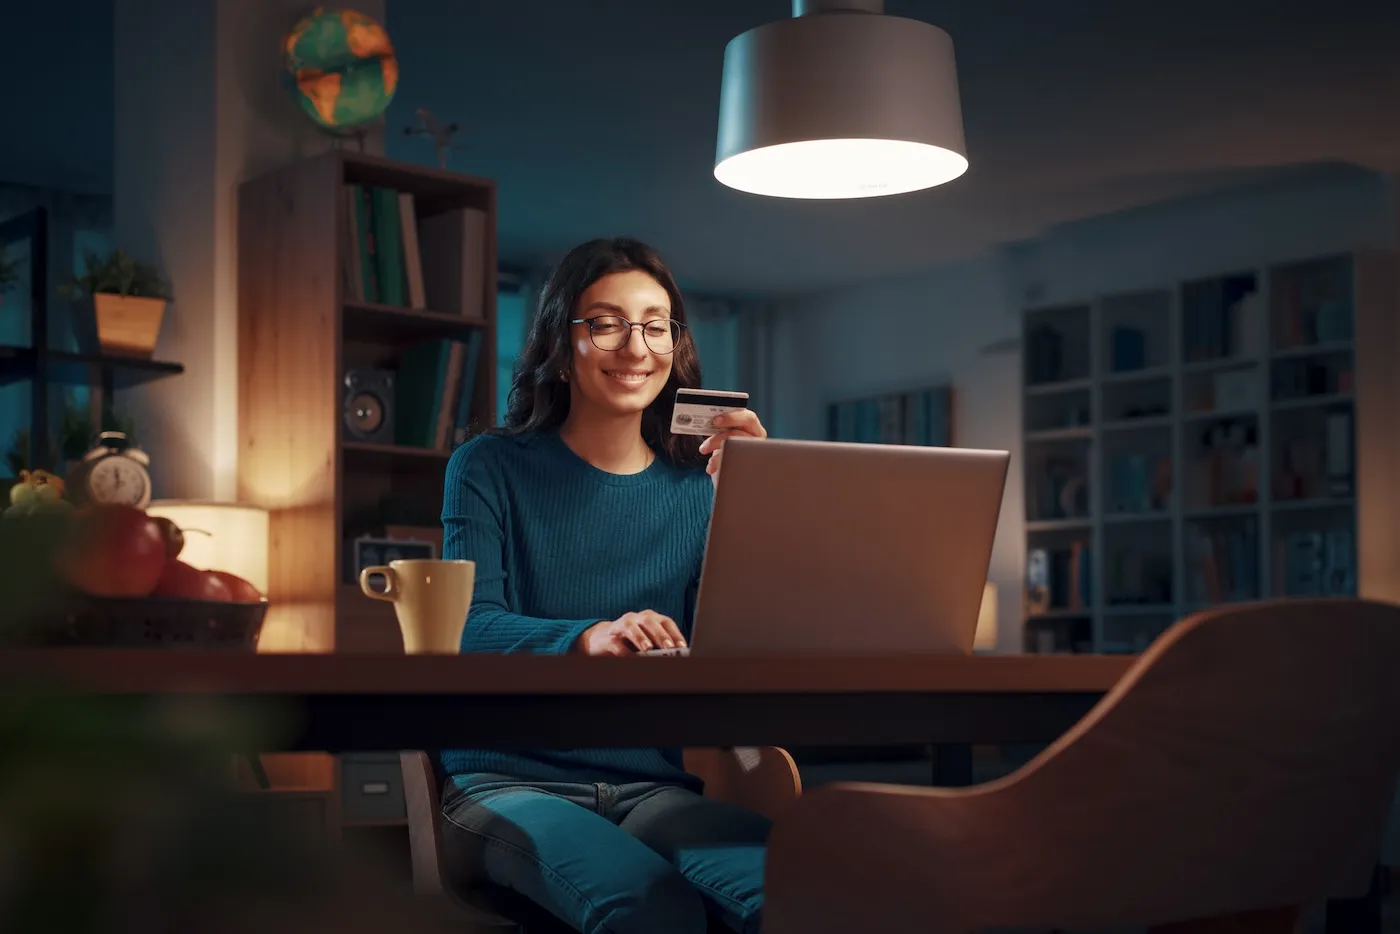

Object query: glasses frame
[569,315,689,355]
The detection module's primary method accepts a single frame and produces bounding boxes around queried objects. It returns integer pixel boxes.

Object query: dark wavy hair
[500,237,705,468]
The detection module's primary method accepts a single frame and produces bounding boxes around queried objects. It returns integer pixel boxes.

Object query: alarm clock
[71,431,152,509]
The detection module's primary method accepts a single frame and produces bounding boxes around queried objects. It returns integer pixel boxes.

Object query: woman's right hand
[576,610,687,656]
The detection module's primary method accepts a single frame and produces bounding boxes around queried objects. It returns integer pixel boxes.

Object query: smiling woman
[499,238,707,469]
[435,237,772,934]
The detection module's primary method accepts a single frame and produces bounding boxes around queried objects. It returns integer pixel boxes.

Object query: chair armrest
[399,751,448,898]
[685,746,802,822]
[764,780,1002,934]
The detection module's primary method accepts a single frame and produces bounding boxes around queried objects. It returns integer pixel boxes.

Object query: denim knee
[589,863,709,934]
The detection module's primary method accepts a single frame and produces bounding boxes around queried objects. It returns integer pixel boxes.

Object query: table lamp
[145,500,270,594]
[974,581,998,653]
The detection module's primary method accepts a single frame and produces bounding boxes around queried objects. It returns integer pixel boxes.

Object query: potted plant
[60,248,171,358]
[57,402,138,475]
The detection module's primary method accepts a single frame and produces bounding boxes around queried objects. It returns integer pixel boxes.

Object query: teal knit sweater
[438,429,712,789]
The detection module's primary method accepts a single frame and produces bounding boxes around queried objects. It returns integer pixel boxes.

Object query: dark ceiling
[384,0,1400,294]
[4,0,1397,296]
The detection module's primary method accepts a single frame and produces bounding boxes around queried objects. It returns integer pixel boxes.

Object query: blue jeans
[440,774,769,934]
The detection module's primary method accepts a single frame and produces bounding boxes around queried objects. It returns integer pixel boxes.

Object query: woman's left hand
[699,410,768,487]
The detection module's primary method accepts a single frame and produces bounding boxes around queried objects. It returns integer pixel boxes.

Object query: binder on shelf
[419,207,489,320]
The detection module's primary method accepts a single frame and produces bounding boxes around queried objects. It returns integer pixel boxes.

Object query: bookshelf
[826,385,953,445]
[1020,251,1399,655]
[236,150,497,797]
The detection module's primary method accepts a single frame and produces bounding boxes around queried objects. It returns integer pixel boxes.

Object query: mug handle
[359,565,398,602]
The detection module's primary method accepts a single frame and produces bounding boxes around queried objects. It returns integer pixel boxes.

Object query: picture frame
[352,534,438,578]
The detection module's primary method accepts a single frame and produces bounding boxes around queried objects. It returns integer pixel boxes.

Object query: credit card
[670,388,749,436]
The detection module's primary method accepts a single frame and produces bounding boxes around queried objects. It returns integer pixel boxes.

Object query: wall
[112,0,384,500]
[0,1,113,195]
[768,163,1398,652]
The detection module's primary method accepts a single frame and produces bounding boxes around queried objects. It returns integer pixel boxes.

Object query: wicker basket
[29,591,268,650]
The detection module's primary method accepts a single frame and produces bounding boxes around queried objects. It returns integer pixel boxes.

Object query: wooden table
[0,650,1133,762]
[1,648,1384,931]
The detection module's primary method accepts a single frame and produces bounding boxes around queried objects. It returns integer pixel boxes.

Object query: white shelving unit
[1020,251,1397,654]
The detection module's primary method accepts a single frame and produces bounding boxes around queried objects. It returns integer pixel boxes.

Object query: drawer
[240,789,334,840]
[340,754,406,824]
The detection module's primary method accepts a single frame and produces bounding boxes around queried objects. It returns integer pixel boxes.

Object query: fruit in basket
[58,504,167,597]
[151,515,185,559]
[5,469,73,518]
[207,570,264,603]
[152,559,234,602]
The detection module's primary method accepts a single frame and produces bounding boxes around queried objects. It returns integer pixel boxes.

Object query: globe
[284,7,398,132]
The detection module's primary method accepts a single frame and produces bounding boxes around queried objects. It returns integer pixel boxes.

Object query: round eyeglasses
[569,315,688,354]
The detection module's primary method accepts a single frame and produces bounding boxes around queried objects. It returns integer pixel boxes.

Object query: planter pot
[94,293,166,357]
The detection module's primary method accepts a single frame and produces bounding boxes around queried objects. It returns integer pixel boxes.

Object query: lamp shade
[145,500,270,594]
[714,0,967,199]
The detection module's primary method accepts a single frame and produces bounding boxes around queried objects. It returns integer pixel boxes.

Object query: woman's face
[566,270,675,419]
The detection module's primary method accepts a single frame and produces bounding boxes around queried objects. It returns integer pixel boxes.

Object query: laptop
[646,436,1009,657]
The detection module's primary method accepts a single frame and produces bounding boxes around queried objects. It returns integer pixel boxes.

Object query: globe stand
[328,124,373,153]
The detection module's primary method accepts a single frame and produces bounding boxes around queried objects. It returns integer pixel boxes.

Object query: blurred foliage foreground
[0,518,469,932]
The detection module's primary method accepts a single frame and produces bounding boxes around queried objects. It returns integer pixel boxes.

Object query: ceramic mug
[359,559,475,654]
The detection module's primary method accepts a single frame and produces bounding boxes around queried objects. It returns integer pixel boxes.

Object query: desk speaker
[343,369,395,444]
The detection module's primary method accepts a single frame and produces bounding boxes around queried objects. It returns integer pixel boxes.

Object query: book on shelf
[1105,550,1173,606]
[1109,326,1146,372]
[1183,281,1263,361]
[826,387,951,446]
[1025,324,1067,384]
[1274,277,1353,348]
[392,331,484,452]
[1274,407,1354,500]
[1031,456,1089,521]
[1273,528,1355,597]
[1187,421,1260,507]
[341,182,487,317]
[1107,454,1172,514]
[1185,520,1259,604]
[1026,543,1092,613]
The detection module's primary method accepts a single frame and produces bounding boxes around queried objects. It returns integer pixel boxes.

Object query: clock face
[87,456,150,508]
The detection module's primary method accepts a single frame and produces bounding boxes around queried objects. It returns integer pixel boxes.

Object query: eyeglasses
[569,315,688,354]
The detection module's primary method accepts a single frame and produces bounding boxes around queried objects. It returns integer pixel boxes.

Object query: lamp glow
[714,138,968,200]
[145,500,269,594]
[975,582,998,653]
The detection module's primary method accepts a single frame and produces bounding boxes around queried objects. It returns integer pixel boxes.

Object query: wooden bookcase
[236,149,497,795]
[1020,251,1400,654]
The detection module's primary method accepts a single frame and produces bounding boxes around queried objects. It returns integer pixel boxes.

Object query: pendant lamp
[714,0,968,200]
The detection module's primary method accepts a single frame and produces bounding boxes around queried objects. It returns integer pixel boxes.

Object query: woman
[438,237,770,934]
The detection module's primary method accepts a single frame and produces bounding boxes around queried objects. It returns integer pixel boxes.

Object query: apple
[151,516,185,560]
[207,570,263,603]
[152,560,233,602]
[59,504,167,598]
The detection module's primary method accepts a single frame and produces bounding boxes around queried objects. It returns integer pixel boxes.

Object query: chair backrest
[989,598,1400,928]
[684,746,803,822]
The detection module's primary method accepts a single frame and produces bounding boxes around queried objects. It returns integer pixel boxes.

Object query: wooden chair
[763,598,1400,934]
[401,746,801,931]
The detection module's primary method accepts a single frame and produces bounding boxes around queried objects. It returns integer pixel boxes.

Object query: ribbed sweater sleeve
[442,438,601,654]
[437,430,713,787]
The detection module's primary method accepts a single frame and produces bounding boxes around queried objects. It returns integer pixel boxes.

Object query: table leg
[245,752,272,790]
[1325,864,1384,934]
[931,743,973,787]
